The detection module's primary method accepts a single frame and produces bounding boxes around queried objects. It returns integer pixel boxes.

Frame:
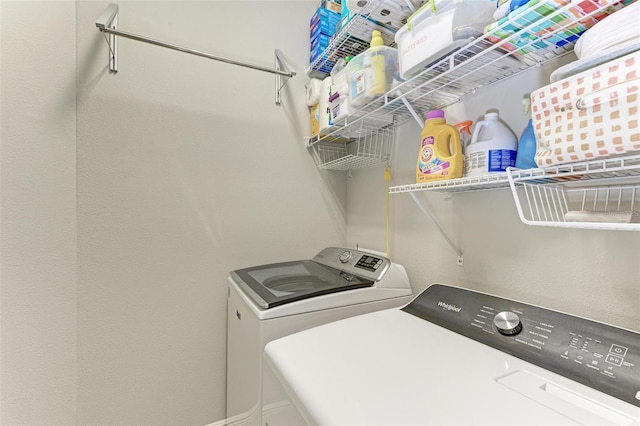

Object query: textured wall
[0,1,78,424]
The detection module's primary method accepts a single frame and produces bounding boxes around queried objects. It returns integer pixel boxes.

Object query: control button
[605,354,624,367]
[609,344,628,357]
[339,250,352,263]
[493,311,522,336]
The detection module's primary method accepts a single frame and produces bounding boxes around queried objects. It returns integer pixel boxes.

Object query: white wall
[2,1,346,424]
[347,62,640,332]
[1,1,77,424]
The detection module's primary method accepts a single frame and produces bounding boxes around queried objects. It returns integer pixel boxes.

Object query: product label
[354,71,367,96]
[418,136,450,176]
[331,104,340,120]
[488,149,517,172]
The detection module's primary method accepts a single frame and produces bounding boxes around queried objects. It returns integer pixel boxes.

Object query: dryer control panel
[403,284,640,408]
[313,247,390,281]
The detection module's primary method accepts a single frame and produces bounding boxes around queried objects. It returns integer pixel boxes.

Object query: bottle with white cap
[464,111,517,177]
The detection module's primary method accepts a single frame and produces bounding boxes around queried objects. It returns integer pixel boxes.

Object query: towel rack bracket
[96,3,119,73]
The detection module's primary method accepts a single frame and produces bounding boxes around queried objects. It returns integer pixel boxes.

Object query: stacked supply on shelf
[307,75,337,137]
[394,0,497,80]
[310,6,342,67]
[482,0,634,62]
[342,0,427,30]
[328,55,394,129]
[328,32,395,134]
[311,0,427,76]
[549,0,640,82]
[530,2,640,167]
[320,0,341,13]
[345,30,400,107]
[339,0,405,47]
[307,78,323,137]
[328,57,352,124]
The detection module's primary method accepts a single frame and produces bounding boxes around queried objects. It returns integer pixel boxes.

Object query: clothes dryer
[263,283,640,425]
[226,247,413,426]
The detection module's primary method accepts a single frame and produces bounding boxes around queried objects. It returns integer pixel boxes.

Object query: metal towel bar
[95,3,295,105]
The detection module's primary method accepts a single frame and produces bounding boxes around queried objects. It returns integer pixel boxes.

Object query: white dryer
[263,283,640,425]
[226,247,413,426]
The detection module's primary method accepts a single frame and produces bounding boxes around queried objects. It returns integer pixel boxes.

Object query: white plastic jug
[464,112,517,177]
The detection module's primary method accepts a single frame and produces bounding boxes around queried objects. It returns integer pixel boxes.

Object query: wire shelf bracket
[95,3,295,106]
[409,192,464,266]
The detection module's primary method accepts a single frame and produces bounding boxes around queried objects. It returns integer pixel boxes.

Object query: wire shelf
[308,0,636,145]
[507,169,640,230]
[389,153,640,193]
[310,123,394,171]
[309,0,424,77]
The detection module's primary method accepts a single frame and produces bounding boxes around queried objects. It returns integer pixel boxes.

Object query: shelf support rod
[95,3,295,105]
[409,192,464,266]
[395,90,424,127]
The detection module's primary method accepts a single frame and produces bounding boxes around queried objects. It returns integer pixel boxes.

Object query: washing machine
[225,246,413,426]
[263,283,640,425]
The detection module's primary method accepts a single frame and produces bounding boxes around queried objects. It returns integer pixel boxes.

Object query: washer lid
[231,260,373,309]
[264,308,640,426]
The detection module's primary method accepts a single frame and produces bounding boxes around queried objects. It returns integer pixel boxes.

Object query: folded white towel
[564,210,634,223]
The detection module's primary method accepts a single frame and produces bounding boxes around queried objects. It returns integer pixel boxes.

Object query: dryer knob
[493,311,522,336]
[339,250,352,263]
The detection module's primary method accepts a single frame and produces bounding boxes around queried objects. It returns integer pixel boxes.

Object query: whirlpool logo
[438,301,461,313]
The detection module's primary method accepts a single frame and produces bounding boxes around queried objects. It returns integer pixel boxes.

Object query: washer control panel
[403,284,640,407]
[313,247,390,281]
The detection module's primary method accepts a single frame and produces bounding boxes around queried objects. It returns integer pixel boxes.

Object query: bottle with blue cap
[515,97,538,170]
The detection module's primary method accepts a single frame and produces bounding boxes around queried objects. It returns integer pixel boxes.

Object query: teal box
[310,7,341,39]
[311,34,331,52]
[310,34,331,62]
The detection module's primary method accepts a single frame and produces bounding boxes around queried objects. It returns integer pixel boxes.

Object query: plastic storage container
[346,31,399,107]
[532,50,640,167]
[464,112,517,177]
[318,76,333,135]
[394,0,496,80]
[328,58,351,124]
[416,109,463,183]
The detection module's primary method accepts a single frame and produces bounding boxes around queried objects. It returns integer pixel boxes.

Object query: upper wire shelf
[307,0,636,147]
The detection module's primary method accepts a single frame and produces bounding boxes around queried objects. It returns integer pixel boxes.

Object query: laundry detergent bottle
[416,109,463,183]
